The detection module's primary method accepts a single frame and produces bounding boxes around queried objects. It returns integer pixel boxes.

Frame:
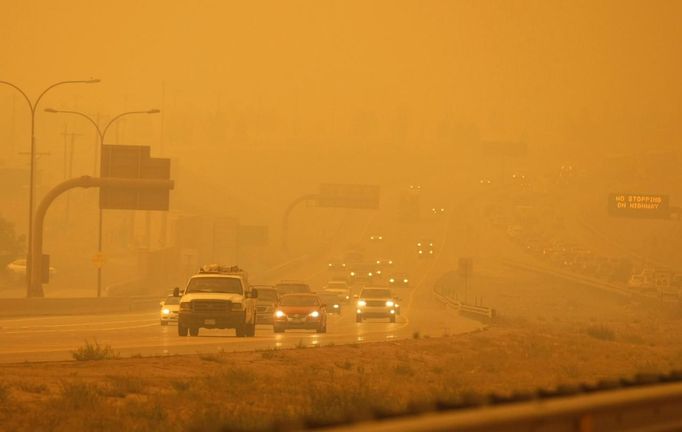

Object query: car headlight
[328,263,333,267]
[429,250,434,254]
[162,308,170,315]
[386,300,394,307]
[357,300,366,307]
[418,250,423,254]
[231,303,243,310]
[389,278,395,283]
[376,270,382,275]
[333,304,339,309]
[376,260,381,264]
[403,278,409,283]
[180,302,192,311]
[275,310,286,318]
[368,272,373,277]
[345,295,350,300]
[309,310,320,318]
[350,271,356,276]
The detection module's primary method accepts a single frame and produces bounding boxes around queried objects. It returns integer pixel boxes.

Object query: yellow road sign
[91,252,106,268]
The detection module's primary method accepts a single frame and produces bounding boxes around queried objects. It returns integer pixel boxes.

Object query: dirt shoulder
[2,320,682,432]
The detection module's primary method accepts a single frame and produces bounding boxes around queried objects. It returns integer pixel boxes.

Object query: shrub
[198,352,226,363]
[260,348,283,360]
[170,380,191,392]
[585,324,616,341]
[0,381,9,403]
[72,340,118,361]
[58,382,101,409]
[16,381,48,394]
[394,363,415,376]
[105,375,146,397]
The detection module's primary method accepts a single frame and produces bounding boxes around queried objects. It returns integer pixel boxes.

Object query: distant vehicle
[417,239,435,258]
[273,293,327,333]
[275,280,311,296]
[317,292,343,314]
[356,287,398,323]
[348,263,379,285]
[253,285,278,325]
[327,259,347,270]
[160,295,180,325]
[6,258,56,282]
[375,258,394,267]
[431,207,446,215]
[369,234,384,241]
[175,265,258,337]
[408,184,422,192]
[388,273,410,288]
[628,269,656,291]
[479,178,493,185]
[323,280,351,302]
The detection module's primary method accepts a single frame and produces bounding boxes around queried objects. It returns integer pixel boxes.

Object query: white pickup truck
[174,265,258,337]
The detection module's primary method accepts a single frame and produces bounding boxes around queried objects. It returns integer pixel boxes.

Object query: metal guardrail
[317,372,682,432]
[433,288,496,320]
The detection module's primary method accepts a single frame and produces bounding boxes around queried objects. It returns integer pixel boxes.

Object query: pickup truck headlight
[275,310,286,318]
[162,308,171,315]
[385,300,394,307]
[357,300,366,307]
[231,303,243,311]
[403,278,409,283]
[180,302,192,311]
[309,311,320,318]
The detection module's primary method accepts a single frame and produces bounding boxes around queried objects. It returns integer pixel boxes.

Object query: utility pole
[60,126,83,224]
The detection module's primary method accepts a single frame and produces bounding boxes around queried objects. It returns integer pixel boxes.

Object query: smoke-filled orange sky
[1,0,681,180]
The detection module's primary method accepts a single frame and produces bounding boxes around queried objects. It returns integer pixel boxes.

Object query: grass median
[1,320,681,432]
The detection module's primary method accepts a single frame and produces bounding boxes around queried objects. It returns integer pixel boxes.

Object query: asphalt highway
[0,188,484,363]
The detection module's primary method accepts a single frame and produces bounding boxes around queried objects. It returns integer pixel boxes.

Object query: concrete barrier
[0,296,161,318]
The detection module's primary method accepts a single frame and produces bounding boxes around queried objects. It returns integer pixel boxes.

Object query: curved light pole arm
[0,80,34,111]
[101,109,160,143]
[34,79,100,111]
[45,109,104,141]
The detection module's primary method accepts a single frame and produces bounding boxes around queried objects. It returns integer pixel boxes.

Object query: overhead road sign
[318,183,380,209]
[100,145,171,211]
[608,193,670,219]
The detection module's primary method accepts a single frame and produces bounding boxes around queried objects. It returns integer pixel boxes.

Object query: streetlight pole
[44,108,160,297]
[0,79,100,297]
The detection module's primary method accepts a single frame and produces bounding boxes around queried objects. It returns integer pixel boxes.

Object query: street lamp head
[44,108,59,113]
[86,78,101,84]
[147,109,161,114]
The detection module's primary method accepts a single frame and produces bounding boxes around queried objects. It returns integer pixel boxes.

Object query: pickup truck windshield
[186,277,243,294]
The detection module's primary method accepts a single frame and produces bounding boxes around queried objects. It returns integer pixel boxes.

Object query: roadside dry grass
[2,321,682,431]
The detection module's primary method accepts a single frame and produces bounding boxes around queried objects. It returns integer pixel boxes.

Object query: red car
[273,293,327,333]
